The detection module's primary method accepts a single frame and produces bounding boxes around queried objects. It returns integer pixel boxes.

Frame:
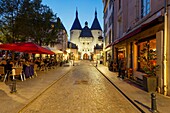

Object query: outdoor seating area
[0,42,62,83]
[0,57,60,82]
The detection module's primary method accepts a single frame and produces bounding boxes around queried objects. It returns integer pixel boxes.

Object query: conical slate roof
[50,17,67,33]
[80,22,93,37]
[57,17,66,30]
[68,41,78,49]
[91,10,102,30]
[70,10,82,30]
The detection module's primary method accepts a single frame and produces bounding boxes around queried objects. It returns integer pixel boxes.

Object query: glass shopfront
[138,38,156,71]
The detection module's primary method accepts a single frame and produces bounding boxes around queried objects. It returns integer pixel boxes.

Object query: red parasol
[0,43,18,51]
[0,42,55,55]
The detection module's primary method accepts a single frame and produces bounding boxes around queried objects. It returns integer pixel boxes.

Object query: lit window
[138,38,156,71]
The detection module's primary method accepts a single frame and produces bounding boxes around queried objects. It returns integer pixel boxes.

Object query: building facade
[70,10,103,60]
[48,17,68,61]
[103,0,170,96]
[103,0,114,66]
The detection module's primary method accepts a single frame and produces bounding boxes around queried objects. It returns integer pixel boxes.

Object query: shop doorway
[116,48,125,62]
[83,53,89,60]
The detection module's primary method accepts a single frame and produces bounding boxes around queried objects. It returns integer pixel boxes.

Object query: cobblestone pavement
[21,61,140,113]
[0,65,72,113]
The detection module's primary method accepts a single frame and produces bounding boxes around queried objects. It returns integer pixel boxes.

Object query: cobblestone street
[21,61,140,113]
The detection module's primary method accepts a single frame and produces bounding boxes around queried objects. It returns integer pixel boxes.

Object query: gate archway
[83,53,89,60]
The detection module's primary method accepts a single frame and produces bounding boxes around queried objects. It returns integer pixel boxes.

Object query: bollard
[73,60,74,66]
[10,79,17,93]
[151,93,158,113]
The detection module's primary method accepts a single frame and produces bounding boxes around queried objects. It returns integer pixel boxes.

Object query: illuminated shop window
[138,38,156,71]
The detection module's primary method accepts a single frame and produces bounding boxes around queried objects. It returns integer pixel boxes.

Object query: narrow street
[20,61,140,113]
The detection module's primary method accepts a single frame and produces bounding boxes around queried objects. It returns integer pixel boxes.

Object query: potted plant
[138,43,159,92]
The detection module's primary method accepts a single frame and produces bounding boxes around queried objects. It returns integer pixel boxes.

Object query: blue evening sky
[42,0,103,40]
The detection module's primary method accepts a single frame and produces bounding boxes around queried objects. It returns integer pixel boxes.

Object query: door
[83,53,89,60]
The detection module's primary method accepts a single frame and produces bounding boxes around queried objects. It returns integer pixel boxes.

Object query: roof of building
[94,44,103,49]
[68,41,78,49]
[79,22,93,37]
[70,10,82,30]
[91,10,102,30]
[51,17,67,33]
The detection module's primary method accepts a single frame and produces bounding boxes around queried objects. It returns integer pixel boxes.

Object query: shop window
[138,38,156,71]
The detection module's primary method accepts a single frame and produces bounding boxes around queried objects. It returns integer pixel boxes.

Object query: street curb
[95,66,145,113]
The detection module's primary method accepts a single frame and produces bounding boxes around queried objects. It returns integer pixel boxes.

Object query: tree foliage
[0,0,60,46]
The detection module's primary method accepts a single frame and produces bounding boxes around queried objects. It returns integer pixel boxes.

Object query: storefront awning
[105,16,164,48]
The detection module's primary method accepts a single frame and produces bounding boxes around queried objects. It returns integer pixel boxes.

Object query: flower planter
[143,75,157,92]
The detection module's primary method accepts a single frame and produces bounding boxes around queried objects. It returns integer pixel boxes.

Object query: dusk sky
[42,0,103,40]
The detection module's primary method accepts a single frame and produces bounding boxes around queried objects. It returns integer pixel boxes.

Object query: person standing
[118,57,123,78]
[121,59,126,79]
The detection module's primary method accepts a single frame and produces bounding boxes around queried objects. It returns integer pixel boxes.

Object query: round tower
[70,10,82,45]
[91,10,102,44]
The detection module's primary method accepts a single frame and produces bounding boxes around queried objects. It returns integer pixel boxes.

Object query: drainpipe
[111,1,114,60]
[163,0,168,96]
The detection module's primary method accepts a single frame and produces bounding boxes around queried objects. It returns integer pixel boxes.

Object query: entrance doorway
[83,53,89,60]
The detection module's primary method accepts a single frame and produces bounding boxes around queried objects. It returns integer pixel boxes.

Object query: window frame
[141,0,151,18]
[137,36,156,72]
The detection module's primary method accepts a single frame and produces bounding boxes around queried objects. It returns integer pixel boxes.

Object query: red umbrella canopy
[0,43,18,51]
[15,42,55,54]
[0,42,55,55]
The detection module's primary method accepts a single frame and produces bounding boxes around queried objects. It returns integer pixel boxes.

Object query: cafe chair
[0,66,8,82]
[127,68,133,78]
[11,67,25,81]
[34,64,38,76]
